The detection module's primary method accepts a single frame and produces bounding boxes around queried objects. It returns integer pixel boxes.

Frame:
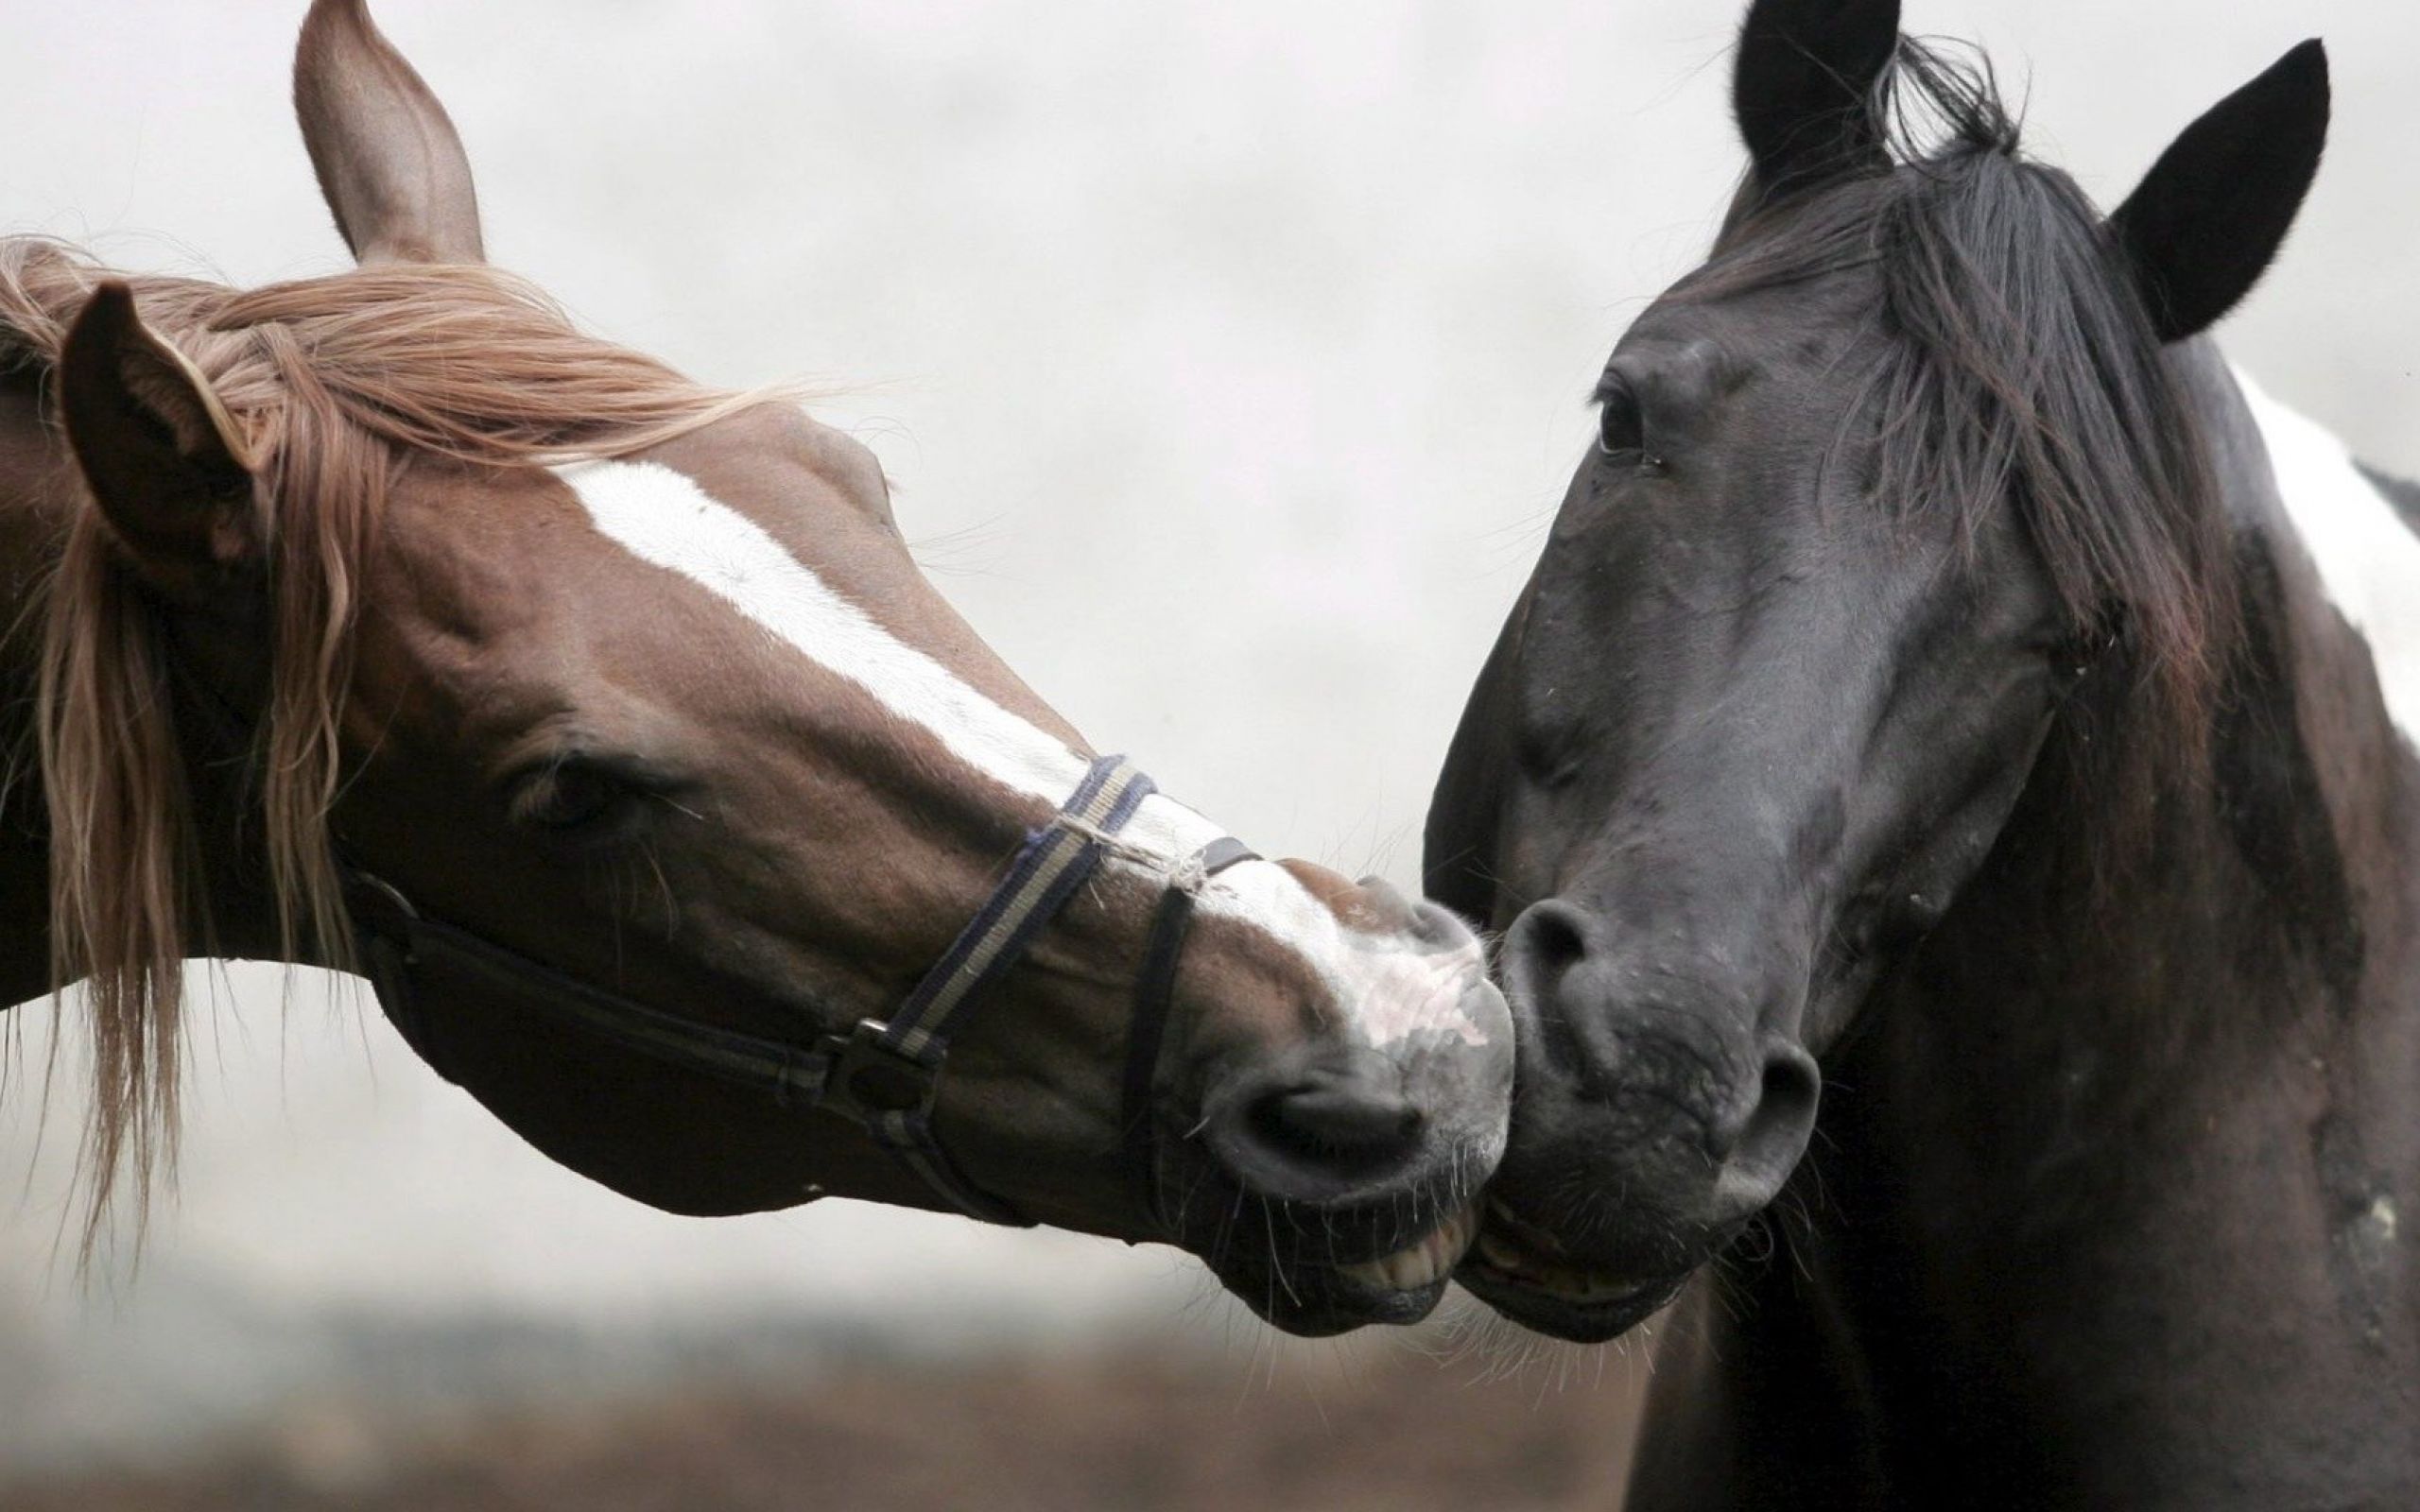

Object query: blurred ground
[2,1343,1645,1512]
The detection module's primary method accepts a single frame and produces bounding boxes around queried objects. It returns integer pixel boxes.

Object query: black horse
[1429,0,2417,1504]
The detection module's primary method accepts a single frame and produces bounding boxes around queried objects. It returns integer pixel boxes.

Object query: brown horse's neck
[0,372,290,1011]
[1632,502,2420,1508]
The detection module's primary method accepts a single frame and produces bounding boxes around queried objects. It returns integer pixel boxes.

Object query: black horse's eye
[511,761,635,837]
[1596,382,1647,459]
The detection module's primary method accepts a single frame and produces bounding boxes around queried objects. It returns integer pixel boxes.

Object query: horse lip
[1191,1201,1478,1334]
[1454,1199,1681,1337]
[1454,1257,1682,1343]
[1206,1258,1450,1335]
[1486,1195,1571,1258]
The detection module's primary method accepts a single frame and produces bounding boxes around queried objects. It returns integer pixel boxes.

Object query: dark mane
[1688,39,2236,788]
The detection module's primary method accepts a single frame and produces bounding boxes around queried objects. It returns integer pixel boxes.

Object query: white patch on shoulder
[2233,367,2420,747]
[555,458,1491,1051]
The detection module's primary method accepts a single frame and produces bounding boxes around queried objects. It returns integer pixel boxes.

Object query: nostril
[1721,1046,1821,1188]
[1353,875,1419,933]
[1349,881,1479,952]
[1513,900,1592,977]
[1251,1076,1425,1160]
[1502,900,1600,1081]
[1408,898,1479,950]
[1213,1063,1429,1200]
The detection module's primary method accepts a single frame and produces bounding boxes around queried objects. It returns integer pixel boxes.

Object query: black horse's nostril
[1504,899,1595,1008]
[1211,1059,1428,1202]
[1501,898,1603,1084]
[1714,1044,1821,1194]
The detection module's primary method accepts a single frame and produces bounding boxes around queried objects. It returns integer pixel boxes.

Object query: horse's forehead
[1630,278,1867,372]
[547,447,1086,747]
[373,461,587,621]
[377,421,879,613]
[360,448,843,697]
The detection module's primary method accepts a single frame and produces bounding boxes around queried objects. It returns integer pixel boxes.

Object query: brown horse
[0,0,1509,1337]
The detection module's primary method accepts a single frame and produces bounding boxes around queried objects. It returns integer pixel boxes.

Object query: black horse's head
[1428,0,2331,1341]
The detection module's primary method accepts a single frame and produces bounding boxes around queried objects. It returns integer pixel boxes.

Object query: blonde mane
[0,236,768,1246]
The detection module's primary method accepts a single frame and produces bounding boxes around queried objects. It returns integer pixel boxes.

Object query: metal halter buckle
[816,1019,942,1130]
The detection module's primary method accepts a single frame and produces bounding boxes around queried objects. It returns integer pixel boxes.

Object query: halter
[347,753,1258,1228]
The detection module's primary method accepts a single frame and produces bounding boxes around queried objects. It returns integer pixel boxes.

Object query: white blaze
[556,458,1489,1050]
[2234,367,2420,749]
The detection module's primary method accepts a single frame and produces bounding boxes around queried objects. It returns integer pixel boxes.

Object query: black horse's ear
[59,283,262,599]
[2107,41,2329,344]
[1733,0,1901,199]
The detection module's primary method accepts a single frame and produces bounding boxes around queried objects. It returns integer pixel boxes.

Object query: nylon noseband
[349,753,1257,1228]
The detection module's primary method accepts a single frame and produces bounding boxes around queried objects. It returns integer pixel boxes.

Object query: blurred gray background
[1,1,2411,1504]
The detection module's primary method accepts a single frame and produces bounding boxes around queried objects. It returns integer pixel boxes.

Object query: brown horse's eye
[512,761,631,835]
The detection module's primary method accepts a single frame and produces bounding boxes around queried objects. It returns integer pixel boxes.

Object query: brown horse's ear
[293,0,485,265]
[59,283,262,596]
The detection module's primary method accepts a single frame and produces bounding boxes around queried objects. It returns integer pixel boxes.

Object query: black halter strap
[348,753,1254,1229]
[818,753,1154,1224]
[1117,833,1259,1223]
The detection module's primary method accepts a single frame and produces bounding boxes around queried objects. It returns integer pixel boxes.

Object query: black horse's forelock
[1695,37,2238,795]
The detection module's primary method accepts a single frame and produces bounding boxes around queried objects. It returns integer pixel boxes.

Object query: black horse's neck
[1634,350,2420,1510]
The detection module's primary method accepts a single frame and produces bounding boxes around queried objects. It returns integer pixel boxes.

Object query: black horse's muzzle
[1457,896,1821,1340]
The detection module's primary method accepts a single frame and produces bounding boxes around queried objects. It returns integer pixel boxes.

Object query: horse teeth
[1339,1201,1480,1294]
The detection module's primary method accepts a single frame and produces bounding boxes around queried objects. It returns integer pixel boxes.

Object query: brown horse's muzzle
[1150,887,1513,1334]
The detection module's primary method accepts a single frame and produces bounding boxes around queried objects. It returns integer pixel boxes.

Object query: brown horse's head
[26,0,1510,1335]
